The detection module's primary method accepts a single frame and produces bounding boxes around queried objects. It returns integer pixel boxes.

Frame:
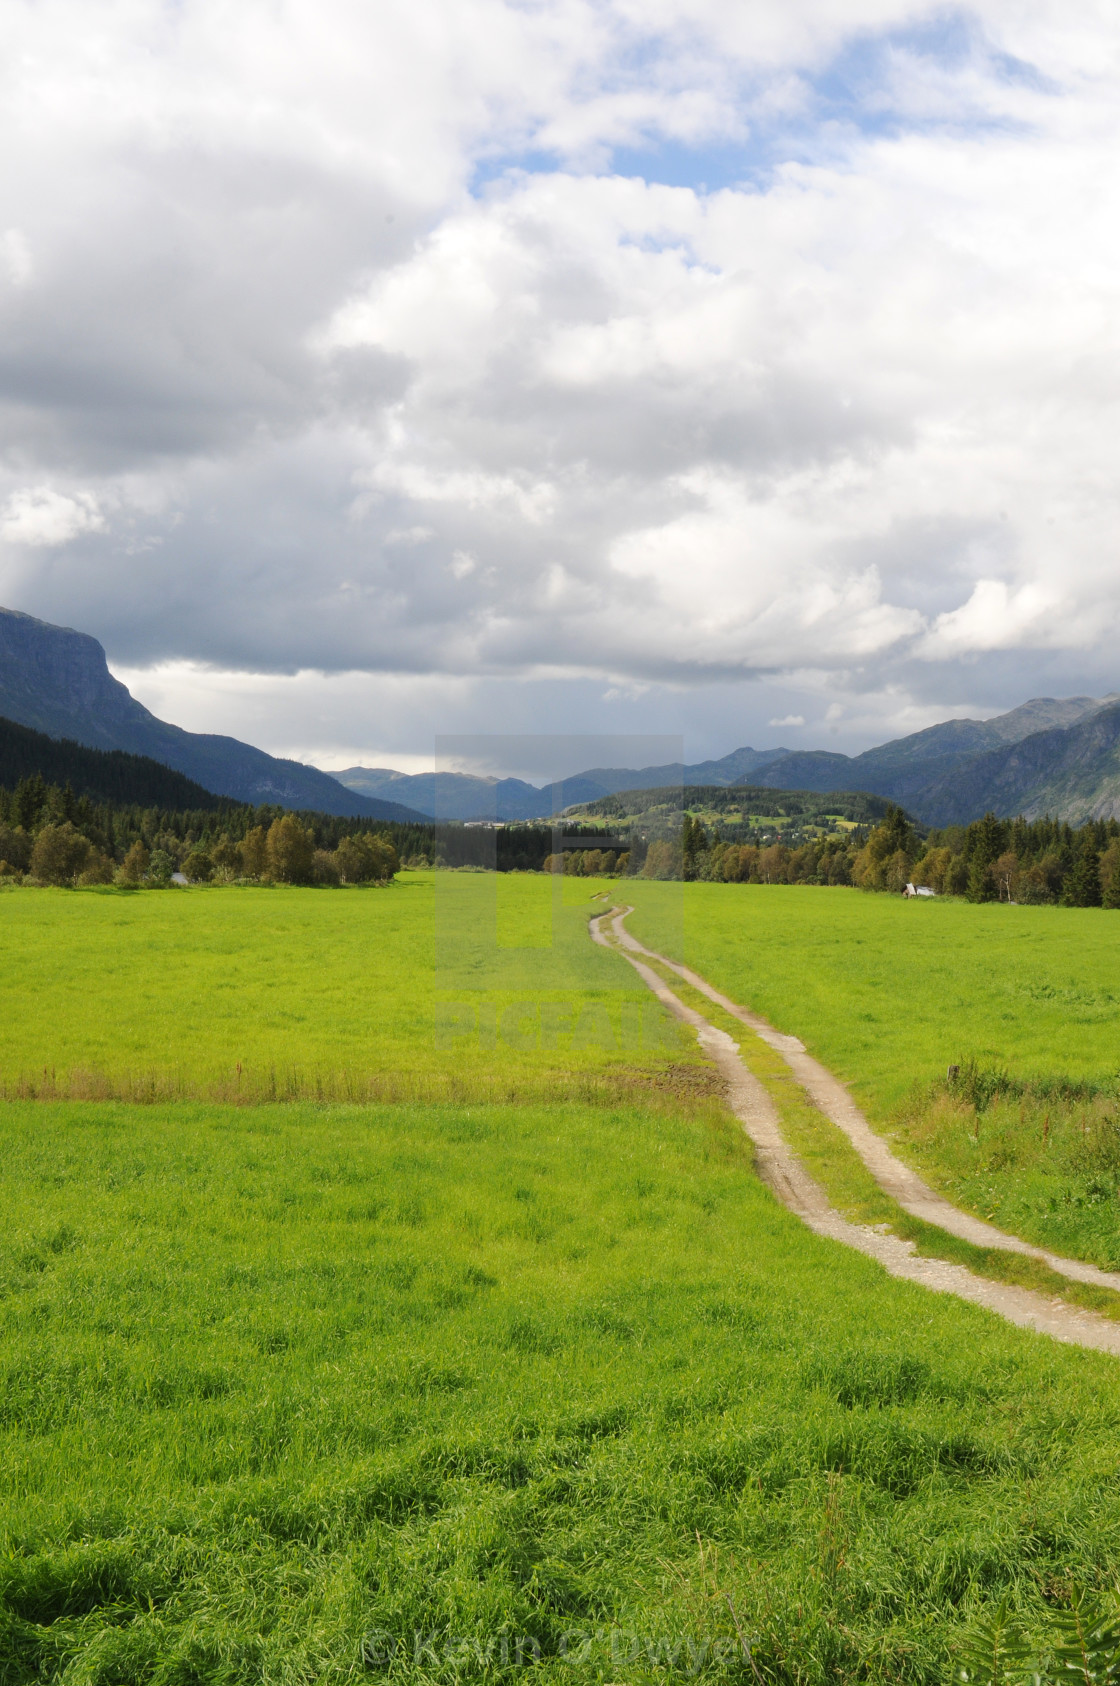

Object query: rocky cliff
[0,607,425,820]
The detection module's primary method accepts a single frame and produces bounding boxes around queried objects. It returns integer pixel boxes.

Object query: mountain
[912,702,1120,826]
[0,714,226,810]
[333,748,795,820]
[336,695,1120,827]
[751,697,1113,804]
[333,768,561,821]
[0,607,427,821]
[17,596,1105,828]
[333,768,637,821]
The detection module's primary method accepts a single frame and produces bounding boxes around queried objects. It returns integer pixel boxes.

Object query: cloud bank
[1,0,1118,761]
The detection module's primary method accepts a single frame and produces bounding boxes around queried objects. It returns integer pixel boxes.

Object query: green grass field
[7,1094,1120,1684]
[0,875,690,1102]
[624,882,1120,1268]
[6,877,1120,1682]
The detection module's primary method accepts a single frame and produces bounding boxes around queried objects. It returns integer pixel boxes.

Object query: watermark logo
[435,997,682,1052]
[361,1627,755,1674]
[433,734,684,1037]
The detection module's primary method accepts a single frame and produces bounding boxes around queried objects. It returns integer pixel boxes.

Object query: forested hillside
[0,714,223,810]
[578,783,892,827]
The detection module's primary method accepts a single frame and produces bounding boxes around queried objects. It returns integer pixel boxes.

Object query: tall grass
[0,1060,713,1107]
[623,882,1120,1267]
[4,1097,1120,1683]
[899,1072,1120,1271]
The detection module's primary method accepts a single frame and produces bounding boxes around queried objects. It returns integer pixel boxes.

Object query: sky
[1,0,1118,778]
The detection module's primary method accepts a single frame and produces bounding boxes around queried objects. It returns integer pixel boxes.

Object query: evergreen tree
[880,804,916,858]
[682,813,707,879]
[968,811,1006,868]
[1062,831,1102,907]
[14,775,47,831]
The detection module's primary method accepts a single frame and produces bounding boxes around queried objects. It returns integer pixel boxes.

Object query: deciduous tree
[312,848,341,885]
[181,847,214,883]
[117,840,150,884]
[239,826,268,879]
[28,822,91,885]
[265,816,315,884]
[993,851,1020,903]
[1100,840,1120,909]
[335,832,397,884]
[0,823,31,873]
[147,849,174,887]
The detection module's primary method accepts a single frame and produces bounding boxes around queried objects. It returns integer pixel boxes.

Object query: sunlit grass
[636,955,1120,1320]
[7,876,1120,1682]
[623,882,1120,1267]
[0,875,694,1102]
[5,1096,1120,1683]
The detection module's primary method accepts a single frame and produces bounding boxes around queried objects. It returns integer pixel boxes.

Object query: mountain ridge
[5,604,1119,827]
[0,607,427,821]
[334,696,1120,825]
[911,702,1120,825]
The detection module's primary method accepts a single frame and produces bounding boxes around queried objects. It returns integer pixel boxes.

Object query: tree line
[678,806,1120,904]
[0,713,224,810]
[558,806,1120,906]
[8,765,1116,906]
[541,848,631,876]
[0,774,431,888]
[434,823,614,871]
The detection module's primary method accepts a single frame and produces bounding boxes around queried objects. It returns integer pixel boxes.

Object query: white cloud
[1,229,32,286]
[769,713,805,726]
[1,487,105,547]
[3,0,1120,758]
[917,578,1068,658]
[384,526,434,546]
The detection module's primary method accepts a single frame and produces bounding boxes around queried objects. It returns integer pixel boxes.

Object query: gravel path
[591,905,1120,1358]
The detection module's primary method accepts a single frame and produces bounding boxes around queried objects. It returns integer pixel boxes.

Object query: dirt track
[591,904,1120,1359]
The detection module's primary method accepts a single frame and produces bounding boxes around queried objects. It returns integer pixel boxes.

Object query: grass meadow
[8,1095,1120,1684]
[624,882,1120,1270]
[5,876,1120,1681]
[0,874,691,1103]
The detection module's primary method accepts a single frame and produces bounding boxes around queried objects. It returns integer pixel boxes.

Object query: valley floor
[3,877,1120,1682]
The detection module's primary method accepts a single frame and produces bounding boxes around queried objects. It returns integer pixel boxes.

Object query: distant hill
[333,768,563,821]
[0,607,427,821]
[337,695,1120,826]
[0,714,225,810]
[573,784,894,826]
[333,749,796,820]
